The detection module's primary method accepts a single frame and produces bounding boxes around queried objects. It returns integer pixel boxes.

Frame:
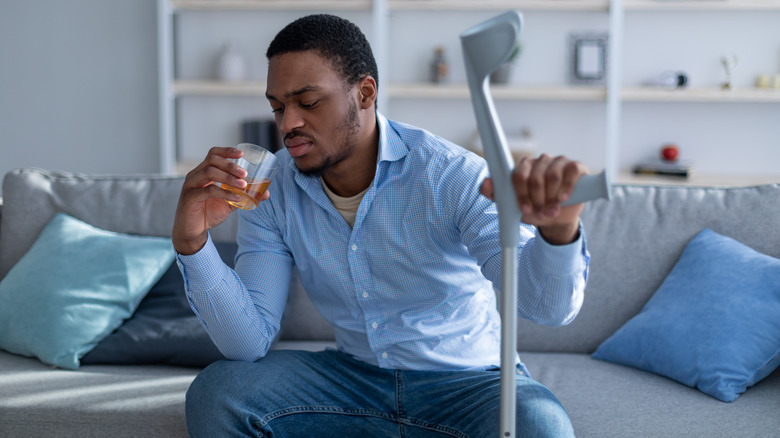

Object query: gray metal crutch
[461,11,611,438]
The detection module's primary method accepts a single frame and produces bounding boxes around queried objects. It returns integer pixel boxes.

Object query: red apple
[661,144,679,162]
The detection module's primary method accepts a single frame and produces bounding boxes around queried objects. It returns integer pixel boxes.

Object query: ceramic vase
[216,43,247,82]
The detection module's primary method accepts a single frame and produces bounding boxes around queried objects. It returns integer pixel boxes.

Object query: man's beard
[294,98,360,177]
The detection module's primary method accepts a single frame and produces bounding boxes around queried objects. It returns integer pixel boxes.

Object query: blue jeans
[186,350,574,438]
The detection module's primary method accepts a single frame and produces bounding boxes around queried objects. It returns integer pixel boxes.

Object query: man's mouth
[285,137,313,158]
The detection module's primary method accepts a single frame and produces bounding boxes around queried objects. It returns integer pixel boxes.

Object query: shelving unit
[159,0,780,186]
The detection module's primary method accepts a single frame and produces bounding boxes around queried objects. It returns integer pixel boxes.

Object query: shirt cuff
[532,221,589,276]
[176,233,230,292]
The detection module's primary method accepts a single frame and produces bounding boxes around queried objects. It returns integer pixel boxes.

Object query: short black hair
[266,14,379,91]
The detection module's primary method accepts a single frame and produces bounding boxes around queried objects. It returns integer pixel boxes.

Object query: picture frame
[569,33,609,85]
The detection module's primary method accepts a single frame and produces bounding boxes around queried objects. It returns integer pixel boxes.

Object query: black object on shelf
[241,119,282,152]
[632,160,693,179]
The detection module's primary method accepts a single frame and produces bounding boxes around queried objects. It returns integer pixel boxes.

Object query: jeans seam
[397,416,470,438]
[257,405,398,429]
[395,370,406,438]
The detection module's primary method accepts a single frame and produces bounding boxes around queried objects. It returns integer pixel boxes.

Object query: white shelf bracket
[605,0,624,178]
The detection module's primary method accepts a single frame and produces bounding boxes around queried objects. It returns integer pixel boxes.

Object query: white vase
[216,43,247,82]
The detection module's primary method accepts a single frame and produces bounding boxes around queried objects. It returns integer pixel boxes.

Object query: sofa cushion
[0,351,195,438]
[0,213,174,369]
[522,352,780,438]
[81,237,334,366]
[81,242,238,367]
[592,228,780,402]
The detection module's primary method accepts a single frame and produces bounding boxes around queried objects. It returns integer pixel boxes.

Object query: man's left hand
[480,154,587,245]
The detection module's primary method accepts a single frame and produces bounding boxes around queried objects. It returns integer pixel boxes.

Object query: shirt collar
[376,111,408,164]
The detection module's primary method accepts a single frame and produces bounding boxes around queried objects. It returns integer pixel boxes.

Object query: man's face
[266,50,361,177]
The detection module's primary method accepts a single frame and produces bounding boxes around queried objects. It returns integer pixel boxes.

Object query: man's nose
[279,107,304,134]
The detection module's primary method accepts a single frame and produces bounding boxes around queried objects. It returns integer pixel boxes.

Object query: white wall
[0,0,159,190]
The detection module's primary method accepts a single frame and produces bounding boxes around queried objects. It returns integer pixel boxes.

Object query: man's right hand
[172,146,267,255]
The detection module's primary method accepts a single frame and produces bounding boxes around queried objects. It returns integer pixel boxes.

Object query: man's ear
[357,76,377,110]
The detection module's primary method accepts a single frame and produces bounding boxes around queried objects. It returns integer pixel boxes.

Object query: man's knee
[185,360,242,433]
[515,379,574,438]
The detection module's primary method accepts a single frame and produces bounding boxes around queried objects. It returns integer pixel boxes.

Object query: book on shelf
[632,159,694,178]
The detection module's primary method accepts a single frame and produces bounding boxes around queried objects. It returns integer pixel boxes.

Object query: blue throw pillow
[0,213,174,369]
[81,242,237,367]
[593,228,780,402]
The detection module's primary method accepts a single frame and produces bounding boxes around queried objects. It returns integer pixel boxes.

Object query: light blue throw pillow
[0,213,174,369]
[593,228,780,402]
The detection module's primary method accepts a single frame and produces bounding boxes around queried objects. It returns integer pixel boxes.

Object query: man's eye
[271,107,283,114]
[300,101,318,109]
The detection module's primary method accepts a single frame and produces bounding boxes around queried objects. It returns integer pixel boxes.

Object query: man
[173,14,588,438]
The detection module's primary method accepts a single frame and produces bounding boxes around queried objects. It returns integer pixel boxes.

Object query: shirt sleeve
[441,152,590,327]
[177,215,292,361]
[512,223,589,326]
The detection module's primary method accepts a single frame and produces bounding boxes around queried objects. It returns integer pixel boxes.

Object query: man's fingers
[184,147,248,191]
[487,154,587,223]
[558,161,587,204]
[512,157,533,212]
[480,177,495,200]
[544,156,570,205]
[527,155,547,211]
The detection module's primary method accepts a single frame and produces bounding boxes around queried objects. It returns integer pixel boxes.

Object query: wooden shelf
[622,87,780,103]
[388,0,609,11]
[387,84,606,100]
[624,0,780,11]
[174,80,267,96]
[171,0,371,12]
[175,81,780,103]
[173,81,608,101]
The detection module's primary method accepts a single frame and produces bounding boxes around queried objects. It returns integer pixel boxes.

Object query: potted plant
[490,42,521,84]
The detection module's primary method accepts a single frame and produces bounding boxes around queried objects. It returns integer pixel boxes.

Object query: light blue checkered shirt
[178,113,589,371]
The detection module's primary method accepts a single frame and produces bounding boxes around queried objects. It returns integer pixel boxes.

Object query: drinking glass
[219,143,279,210]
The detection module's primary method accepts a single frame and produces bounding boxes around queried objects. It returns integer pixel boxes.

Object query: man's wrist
[173,234,208,256]
[538,221,580,246]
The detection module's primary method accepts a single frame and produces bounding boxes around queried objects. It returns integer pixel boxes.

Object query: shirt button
[362,291,368,298]
[382,352,388,359]
[372,322,378,329]
[351,244,357,251]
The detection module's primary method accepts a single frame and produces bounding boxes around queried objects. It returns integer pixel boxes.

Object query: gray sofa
[1,167,778,437]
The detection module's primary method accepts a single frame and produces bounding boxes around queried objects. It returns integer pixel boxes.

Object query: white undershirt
[320,177,369,228]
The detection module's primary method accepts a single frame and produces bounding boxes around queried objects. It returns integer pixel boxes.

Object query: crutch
[460,11,611,438]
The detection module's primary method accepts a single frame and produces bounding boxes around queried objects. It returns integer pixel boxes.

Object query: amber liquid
[221,178,271,210]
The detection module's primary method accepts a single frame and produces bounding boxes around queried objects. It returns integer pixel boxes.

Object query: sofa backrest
[0,168,237,279]
[3,168,779,353]
[516,183,780,353]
